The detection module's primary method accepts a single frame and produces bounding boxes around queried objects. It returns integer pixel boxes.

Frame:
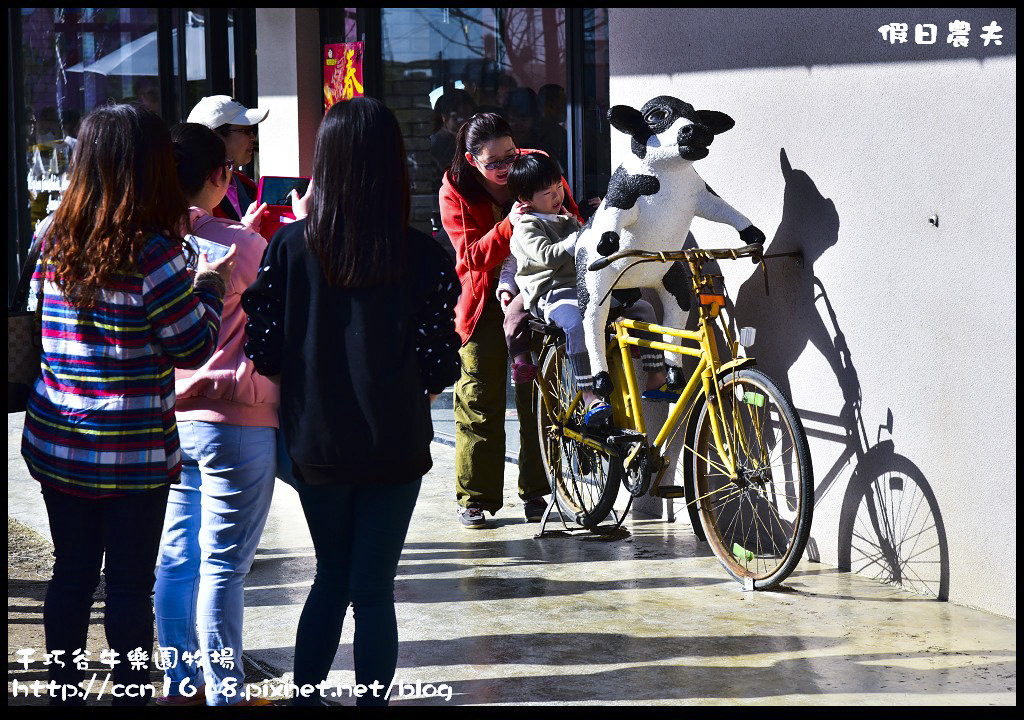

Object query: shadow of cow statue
[575,95,765,404]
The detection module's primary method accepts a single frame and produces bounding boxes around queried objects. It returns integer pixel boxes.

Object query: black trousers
[41,483,170,706]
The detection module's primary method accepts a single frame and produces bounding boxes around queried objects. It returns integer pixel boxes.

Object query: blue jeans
[292,478,422,707]
[154,421,276,705]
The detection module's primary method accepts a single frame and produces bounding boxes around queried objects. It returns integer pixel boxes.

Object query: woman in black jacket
[241,97,460,706]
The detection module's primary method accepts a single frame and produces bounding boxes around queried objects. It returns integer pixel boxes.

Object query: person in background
[187,95,269,226]
[59,107,82,151]
[242,97,460,707]
[152,122,279,707]
[430,88,478,176]
[132,77,163,116]
[21,103,233,707]
[538,84,567,130]
[503,87,567,173]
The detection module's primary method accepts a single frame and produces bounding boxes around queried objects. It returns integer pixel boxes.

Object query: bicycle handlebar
[587,242,765,272]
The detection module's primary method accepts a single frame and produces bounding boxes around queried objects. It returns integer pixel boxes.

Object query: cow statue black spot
[575,95,766,402]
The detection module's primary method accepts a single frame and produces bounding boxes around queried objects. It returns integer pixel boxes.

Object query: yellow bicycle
[533,242,813,590]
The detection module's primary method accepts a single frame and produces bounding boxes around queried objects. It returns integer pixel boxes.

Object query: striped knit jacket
[21,234,223,498]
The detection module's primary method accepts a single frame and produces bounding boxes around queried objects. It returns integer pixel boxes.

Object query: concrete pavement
[7,412,1016,705]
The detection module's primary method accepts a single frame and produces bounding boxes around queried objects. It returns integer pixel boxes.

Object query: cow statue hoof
[739,225,766,245]
[593,371,614,400]
[665,366,686,391]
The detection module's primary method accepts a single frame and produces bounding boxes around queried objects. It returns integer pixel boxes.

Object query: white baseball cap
[187,95,269,129]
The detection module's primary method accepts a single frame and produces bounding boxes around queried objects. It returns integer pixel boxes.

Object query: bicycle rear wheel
[690,369,813,589]
[535,340,620,528]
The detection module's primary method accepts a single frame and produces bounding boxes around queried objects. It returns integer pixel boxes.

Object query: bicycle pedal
[606,430,646,446]
[653,485,687,499]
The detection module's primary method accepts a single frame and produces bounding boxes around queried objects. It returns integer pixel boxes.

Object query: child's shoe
[641,384,681,402]
[584,399,612,429]
[511,362,537,384]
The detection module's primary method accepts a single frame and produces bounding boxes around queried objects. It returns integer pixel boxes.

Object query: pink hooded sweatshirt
[175,207,280,427]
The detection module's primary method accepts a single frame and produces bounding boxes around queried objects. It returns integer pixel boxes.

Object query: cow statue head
[608,95,736,163]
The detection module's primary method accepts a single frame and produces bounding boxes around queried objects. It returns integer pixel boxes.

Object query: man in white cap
[187,95,269,223]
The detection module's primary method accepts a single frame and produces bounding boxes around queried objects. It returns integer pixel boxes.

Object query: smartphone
[185,234,232,268]
[255,176,311,240]
[256,176,311,208]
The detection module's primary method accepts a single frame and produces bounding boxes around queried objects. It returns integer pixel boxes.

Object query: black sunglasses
[475,149,520,171]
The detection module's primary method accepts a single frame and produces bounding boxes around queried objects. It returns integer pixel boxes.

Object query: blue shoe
[641,384,681,402]
[584,400,612,429]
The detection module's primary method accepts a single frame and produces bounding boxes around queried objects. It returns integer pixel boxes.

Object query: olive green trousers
[454,296,549,514]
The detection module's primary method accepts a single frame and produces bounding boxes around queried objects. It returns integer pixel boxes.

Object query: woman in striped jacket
[20,103,235,706]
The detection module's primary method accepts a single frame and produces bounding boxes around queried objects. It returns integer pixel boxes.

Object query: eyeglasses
[223,126,257,137]
[475,149,520,171]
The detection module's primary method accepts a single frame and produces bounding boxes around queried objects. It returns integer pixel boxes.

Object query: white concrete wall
[610,8,1016,618]
[255,8,322,177]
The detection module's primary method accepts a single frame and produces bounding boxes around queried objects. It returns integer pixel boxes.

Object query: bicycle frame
[609,312,750,483]
[535,243,770,488]
[535,308,752,486]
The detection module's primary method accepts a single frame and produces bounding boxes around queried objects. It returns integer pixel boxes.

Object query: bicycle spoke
[706,486,748,512]
[683,440,733,478]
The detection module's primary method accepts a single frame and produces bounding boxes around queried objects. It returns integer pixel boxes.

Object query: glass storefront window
[381,8,570,238]
[582,9,610,210]
[380,8,609,439]
[21,7,162,231]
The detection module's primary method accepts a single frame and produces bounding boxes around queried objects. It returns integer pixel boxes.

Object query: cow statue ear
[696,110,735,135]
[607,105,650,142]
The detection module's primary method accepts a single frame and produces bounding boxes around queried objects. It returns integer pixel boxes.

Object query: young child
[507,152,674,427]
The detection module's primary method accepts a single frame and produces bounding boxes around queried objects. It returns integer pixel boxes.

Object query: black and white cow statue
[575,95,765,401]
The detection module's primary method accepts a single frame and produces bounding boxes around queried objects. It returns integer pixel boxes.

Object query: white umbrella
[65,26,228,81]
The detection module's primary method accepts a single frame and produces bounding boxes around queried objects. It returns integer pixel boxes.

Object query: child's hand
[498,290,514,310]
[508,200,532,225]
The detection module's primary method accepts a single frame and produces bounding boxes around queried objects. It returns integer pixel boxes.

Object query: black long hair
[304,97,409,287]
[170,122,228,198]
[448,112,515,203]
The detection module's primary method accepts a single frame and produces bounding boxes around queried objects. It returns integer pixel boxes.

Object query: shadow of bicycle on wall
[725,148,949,600]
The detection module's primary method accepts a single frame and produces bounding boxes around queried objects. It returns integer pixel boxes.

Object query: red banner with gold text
[323,42,364,112]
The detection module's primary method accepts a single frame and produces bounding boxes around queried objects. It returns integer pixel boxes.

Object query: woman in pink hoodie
[153,123,279,706]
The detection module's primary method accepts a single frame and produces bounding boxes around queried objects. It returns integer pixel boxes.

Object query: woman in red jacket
[439,112,581,529]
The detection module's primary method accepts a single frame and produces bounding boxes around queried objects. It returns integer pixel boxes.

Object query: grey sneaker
[458,505,487,529]
[524,497,548,523]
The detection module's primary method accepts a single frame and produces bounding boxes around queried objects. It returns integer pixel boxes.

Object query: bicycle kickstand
[535,492,571,539]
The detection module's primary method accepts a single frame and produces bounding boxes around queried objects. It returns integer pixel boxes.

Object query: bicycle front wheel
[690,369,813,589]
[536,340,619,528]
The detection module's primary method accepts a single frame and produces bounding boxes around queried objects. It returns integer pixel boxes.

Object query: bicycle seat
[527,317,564,341]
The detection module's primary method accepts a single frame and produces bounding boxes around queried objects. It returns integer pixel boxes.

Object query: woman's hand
[508,199,532,225]
[291,179,314,220]
[196,243,238,285]
[241,201,268,234]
